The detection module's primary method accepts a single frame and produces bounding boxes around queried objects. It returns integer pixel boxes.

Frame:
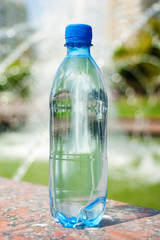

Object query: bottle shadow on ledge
[75,202,160,229]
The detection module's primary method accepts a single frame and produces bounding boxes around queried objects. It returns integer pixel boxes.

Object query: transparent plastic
[49,43,108,228]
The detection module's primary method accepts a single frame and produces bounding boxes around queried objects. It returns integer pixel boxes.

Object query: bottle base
[50,196,106,228]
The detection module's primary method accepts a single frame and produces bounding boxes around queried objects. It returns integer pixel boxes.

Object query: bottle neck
[66,44,91,57]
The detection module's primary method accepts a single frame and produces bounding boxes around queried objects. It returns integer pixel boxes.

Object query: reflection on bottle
[66,74,95,154]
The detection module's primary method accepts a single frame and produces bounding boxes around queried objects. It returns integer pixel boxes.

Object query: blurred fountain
[0,0,159,184]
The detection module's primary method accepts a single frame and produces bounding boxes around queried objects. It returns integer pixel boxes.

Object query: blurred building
[0,0,27,28]
[106,0,159,43]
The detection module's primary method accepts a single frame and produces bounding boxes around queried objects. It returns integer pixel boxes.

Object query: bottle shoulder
[56,55,102,78]
[50,55,107,101]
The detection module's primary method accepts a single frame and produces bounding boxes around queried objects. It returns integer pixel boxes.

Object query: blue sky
[23,0,44,26]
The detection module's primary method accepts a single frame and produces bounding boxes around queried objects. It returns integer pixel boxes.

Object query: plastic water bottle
[49,24,108,228]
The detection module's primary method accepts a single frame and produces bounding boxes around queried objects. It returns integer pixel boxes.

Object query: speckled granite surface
[0,177,160,240]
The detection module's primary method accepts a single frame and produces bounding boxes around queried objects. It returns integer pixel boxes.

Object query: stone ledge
[0,177,160,239]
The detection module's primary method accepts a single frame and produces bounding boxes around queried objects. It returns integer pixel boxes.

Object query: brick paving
[0,177,160,239]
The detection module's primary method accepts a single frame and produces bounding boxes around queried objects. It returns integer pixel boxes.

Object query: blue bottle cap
[65,24,92,45]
